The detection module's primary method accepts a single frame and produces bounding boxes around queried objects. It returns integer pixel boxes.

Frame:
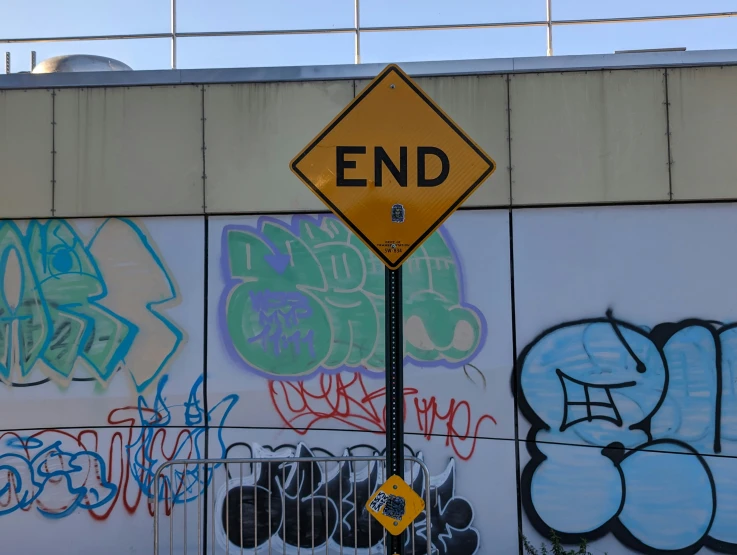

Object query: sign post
[384,264,403,554]
[290,63,496,553]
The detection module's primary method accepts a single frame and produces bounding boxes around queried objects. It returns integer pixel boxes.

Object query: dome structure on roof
[32,54,132,74]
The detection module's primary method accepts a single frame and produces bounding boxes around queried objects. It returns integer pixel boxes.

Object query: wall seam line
[15,195,737,223]
[664,68,674,201]
[201,85,208,213]
[507,72,524,555]
[202,214,210,550]
[200,85,210,552]
[200,83,210,549]
[507,74,513,208]
[51,89,57,216]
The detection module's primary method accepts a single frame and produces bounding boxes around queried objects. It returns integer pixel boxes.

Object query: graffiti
[0,218,183,393]
[0,434,116,518]
[0,375,238,519]
[220,215,485,379]
[215,443,479,555]
[270,371,497,460]
[517,310,737,554]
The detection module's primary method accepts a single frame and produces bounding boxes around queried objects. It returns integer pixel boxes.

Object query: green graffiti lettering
[221,215,485,378]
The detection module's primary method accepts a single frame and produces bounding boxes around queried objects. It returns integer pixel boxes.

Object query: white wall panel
[207,209,514,439]
[514,203,737,554]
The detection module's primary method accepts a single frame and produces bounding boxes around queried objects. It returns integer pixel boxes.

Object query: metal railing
[1,1,737,70]
[153,455,432,555]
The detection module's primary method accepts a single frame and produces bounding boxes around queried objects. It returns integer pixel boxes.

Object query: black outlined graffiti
[217,443,479,555]
[516,311,737,554]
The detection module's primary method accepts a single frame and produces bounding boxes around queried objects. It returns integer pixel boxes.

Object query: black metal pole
[385,266,404,555]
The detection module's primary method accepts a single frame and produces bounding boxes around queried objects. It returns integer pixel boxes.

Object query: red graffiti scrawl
[269,372,497,460]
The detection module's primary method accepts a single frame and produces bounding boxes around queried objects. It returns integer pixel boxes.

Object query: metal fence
[153,455,432,555]
[1,1,737,70]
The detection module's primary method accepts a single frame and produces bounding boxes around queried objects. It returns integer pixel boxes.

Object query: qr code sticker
[369,491,388,513]
[382,494,406,520]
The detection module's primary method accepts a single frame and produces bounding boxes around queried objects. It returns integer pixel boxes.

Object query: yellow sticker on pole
[365,474,425,536]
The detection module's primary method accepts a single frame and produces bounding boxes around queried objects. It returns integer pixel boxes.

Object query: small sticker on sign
[382,495,406,520]
[391,204,405,223]
[365,474,425,535]
[368,491,407,521]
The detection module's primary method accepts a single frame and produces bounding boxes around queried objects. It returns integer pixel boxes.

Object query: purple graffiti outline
[219,214,488,382]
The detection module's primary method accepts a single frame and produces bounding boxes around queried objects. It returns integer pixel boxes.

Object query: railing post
[171,0,177,69]
[546,0,553,56]
[354,0,361,64]
[5,52,10,74]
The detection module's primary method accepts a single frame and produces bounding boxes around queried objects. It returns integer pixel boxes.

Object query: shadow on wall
[516,309,737,554]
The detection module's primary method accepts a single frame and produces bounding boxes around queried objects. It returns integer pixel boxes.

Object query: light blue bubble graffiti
[517,312,737,553]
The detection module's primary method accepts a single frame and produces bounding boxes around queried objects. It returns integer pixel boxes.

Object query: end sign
[290,64,496,270]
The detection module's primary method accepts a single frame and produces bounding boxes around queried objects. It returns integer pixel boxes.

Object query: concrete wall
[2,65,737,217]
[0,64,736,554]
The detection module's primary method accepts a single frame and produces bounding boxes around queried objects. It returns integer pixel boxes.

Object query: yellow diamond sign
[365,474,425,535]
[290,64,496,270]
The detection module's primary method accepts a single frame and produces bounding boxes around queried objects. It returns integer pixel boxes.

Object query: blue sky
[1,0,736,71]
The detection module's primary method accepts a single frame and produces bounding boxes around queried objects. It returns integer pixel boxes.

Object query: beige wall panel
[416,75,510,206]
[54,86,203,217]
[510,70,670,205]
[355,75,510,206]
[0,89,53,218]
[205,81,354,213]
[669,66,737,200]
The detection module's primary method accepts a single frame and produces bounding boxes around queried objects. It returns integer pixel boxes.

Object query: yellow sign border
[290,63,497,270]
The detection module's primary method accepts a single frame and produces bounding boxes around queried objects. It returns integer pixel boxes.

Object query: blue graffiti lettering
[517,311,737,553]
[0,375,238,518]
[0,438,116,518]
